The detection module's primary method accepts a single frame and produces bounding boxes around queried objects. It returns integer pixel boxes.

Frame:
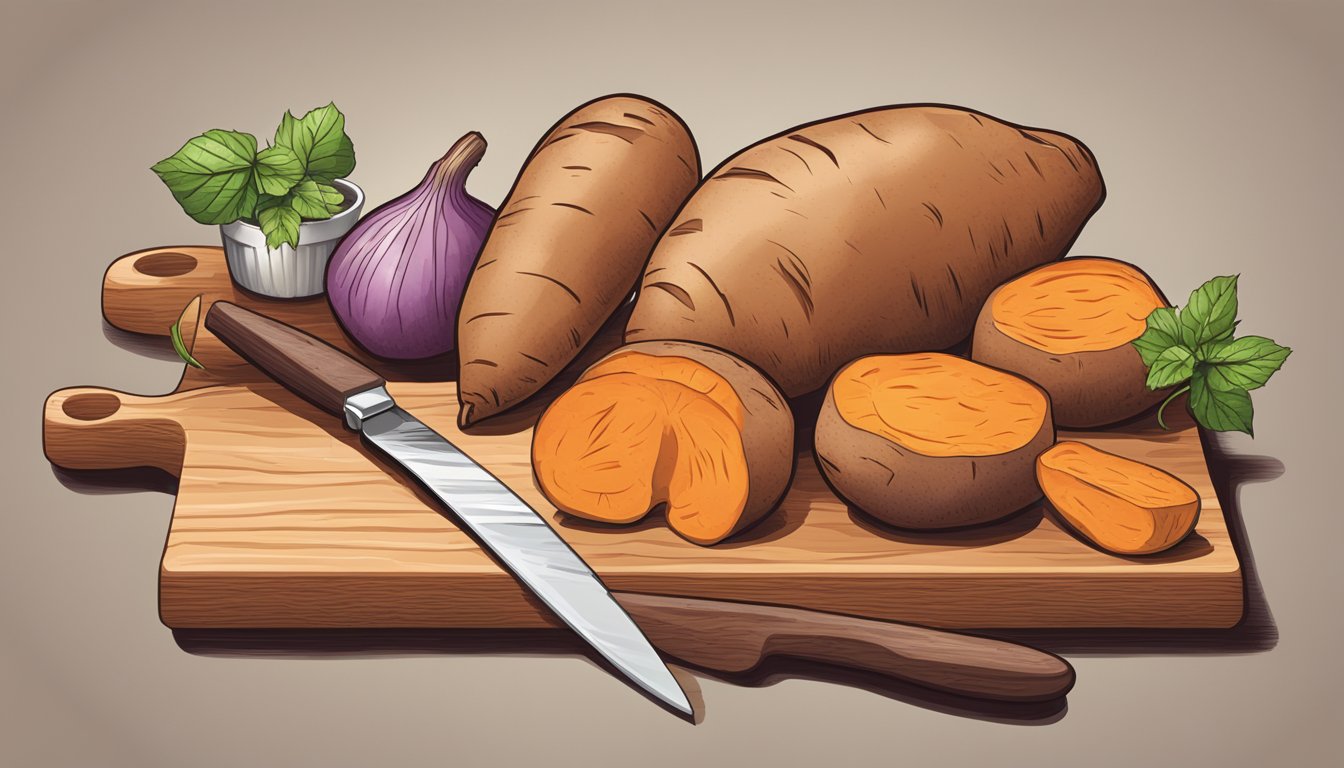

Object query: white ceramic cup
[219,178,364,299]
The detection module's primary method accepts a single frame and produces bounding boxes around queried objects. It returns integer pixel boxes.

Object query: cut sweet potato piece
[815,353,1054,529]
[972,257,1169,427]
[1037,441,1200,555]
[532,341,793,545]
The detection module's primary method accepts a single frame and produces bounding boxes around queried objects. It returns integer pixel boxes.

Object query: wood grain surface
[46,247,1244,629]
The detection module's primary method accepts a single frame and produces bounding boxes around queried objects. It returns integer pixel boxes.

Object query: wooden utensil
[614,592,1073,702]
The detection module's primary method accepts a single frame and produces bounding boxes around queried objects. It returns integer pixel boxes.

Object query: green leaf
[170,319,205,369]
[275,103,356,182]
[1179,275,1239,352]
[1202,335,1292,391]
[257,201,302,250]
[254,144,304,196]
[151,129,259,224]
[287,179,345,219]
[1189,370,1254,435]
[1146,345,1195,389]
[1132,307,1182,367]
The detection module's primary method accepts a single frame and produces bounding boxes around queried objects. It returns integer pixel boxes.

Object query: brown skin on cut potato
[456,95,700,427]
[1037,441,1200,555]
[531,341,794,546]
[815,353,1055,530]
[626,104,1105,398]
[972,257,1170,428]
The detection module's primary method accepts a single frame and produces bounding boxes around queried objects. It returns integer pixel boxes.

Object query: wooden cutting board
[43,247,1244,629]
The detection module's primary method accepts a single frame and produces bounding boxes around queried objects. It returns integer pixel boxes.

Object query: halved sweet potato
[972,257,1169,428]
[1037,441,1200,555]
[815,353,1054,529]
[531,341,793,545]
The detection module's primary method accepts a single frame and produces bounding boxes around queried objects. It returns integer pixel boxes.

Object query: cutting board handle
[43,387,186,475]
[205,302,385,417]
[616,592,1075,703]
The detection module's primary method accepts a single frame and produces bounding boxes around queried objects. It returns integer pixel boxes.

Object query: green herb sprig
[1133,275,1291,435]
[152,104,355,250]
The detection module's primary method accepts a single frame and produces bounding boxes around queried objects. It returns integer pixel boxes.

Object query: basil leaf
[254,144,304,196]
[287,179,345,219]
[257,201,301,250]
[151,129,259,224]
[1179,275,1239,352]
[1146,344,1195,389]
[1202,335,1292,391]
[1189,370,1254,435]
[275,103,356,183]
[1132,307,1182,367]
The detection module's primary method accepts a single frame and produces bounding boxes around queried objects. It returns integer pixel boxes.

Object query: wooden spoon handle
[613,592,1074,703]
[205,301,384,417]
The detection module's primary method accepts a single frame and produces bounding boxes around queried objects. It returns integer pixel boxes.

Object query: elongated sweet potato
[972,257,1170,427]
[456,95,699,426]
[532,341,793,545]
[815,353,1054,529]
[1037,441,1200,555]
[626,104,1104,396]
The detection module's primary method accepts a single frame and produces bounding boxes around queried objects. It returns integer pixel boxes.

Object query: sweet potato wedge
[1037,441,1201,555]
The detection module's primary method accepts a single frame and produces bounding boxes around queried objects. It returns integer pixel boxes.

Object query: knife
[204,301,692,716]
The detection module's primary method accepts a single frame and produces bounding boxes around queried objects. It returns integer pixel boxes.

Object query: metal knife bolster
[343,386,396,430]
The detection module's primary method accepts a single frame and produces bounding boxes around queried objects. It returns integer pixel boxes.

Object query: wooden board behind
[44,247,1243,629]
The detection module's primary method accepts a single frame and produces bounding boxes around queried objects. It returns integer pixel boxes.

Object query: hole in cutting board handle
[62,392,121,421]
[134,252,197,278]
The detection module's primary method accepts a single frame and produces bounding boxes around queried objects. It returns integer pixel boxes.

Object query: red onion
[327,132,494,359]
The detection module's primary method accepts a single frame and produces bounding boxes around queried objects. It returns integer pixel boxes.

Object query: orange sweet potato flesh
[832,353,1049,457]
[532,342,793,545]
[990,258,1166,353]
[1037,441,1200,555]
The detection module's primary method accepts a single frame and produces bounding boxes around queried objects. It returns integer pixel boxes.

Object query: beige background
[2,0,1341,765]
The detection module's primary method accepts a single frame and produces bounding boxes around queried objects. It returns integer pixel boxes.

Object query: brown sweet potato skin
[625,104,1104,397]
[457,95,699,426]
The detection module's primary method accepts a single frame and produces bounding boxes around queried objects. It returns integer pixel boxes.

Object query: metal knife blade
[353,394,692,717]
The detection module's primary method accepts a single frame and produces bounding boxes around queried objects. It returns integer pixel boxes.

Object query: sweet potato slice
[815,353,1054,529]
[972,257,1170,427]
[1037,441,1200,555]
[532,341,793,545]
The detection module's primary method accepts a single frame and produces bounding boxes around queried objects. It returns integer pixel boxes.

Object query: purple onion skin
[327,133,494,360]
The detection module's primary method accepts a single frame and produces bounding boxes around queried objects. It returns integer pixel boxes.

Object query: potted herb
[152,103,363,299]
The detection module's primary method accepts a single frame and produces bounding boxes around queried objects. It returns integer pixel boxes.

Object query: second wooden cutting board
[43,247,1244,629]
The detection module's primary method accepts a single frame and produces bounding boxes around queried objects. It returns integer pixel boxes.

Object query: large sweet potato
[626,103,1104,396]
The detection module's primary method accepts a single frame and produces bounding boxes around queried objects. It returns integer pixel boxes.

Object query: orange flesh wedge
[1037,441,1200,555]
[532,353,750,543]
[832,353,1048,457]
[991,258,1165,354]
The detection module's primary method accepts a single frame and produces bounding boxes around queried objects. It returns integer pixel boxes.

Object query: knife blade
[205,301,692,717]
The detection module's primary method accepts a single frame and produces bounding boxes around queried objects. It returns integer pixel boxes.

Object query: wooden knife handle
[205,301,384,416]
[614,592,1074,703]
